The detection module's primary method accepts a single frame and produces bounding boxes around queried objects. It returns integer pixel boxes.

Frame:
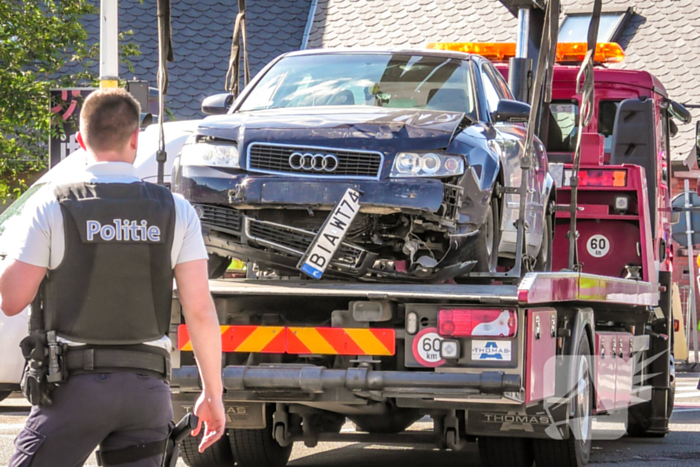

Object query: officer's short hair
[80,88,141,153]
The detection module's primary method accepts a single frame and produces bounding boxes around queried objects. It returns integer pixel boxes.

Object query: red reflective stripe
[370,329,396,354]
[285,329,312,354]
[261,329,286,353]
[222,326,257,352]
[315,328,365,355]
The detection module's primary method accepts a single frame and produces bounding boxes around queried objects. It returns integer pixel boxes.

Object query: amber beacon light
[426,42,625,64]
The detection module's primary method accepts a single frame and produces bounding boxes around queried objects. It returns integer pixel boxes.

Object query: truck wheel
[533,333,592,467]
[181,430,234,467]
[534,208,553,272]
[466,195,501,273]
[228,412,293,467]
[350,408,421,433]
[478,436,533,467]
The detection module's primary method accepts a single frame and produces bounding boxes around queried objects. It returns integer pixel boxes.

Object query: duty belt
[65,347,170,380]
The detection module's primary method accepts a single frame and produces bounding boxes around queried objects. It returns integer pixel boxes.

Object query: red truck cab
[495,63,681,284]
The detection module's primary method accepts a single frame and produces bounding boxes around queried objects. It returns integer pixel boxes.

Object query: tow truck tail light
[566,169,627,187]
[425,42,625,64]
[438,309,517,338]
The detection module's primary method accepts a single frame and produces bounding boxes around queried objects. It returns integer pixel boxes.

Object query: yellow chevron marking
[236,326,284,352]
[344,329,391,355]
[291,327,337,354]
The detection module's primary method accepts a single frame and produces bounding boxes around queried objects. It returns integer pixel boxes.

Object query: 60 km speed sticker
[586,234,610,258]
[412,327,445,367]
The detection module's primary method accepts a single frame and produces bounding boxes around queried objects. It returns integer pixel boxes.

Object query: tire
[350,408,421,434]
[228,410,293,467]
[180,430,234,467]
[466,195,501,273]
[208,254,231,279]
[533,333,593,467]
[626,355,673,439]
[534,207,553,272]
[478,436,534,467]
[0,391,11,403]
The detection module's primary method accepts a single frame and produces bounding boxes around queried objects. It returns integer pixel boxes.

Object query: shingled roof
[307,0,700,161]
[77,0,311,119]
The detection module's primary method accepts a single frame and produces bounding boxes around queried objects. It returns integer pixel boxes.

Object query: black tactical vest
[44,181,176,345]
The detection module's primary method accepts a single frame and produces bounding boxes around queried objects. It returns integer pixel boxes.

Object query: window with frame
[598,100,621,153]
[547,101,579,153]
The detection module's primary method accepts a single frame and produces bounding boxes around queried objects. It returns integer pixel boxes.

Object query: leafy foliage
[0,0,140,201]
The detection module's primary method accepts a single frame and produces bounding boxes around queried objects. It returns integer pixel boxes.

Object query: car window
[487,64,513,100]
[0,183,45,254]
[480,68,502,114]
[238,53,477,116]
[547,101,579,153]
[598,100,621,153]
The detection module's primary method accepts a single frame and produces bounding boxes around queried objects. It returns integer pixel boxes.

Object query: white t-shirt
[9,161,208,351]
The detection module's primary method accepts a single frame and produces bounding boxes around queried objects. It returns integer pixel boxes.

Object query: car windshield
[239,53,476,116]
[0,183,45,254]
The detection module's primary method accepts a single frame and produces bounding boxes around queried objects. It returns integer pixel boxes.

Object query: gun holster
[96,413,199,467]
[19,332,54,407]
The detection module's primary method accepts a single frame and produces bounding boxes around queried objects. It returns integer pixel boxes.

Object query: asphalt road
[1,373,699,467]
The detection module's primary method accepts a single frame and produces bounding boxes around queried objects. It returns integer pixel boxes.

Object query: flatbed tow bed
[205,272,659,307]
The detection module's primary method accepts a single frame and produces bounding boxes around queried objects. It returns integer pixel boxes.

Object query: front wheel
[466,195,501,273]
[228,409,293,467]
[180,430,233,467]
[478,436,533,467]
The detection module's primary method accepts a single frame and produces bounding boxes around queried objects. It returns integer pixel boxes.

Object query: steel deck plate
[199,272,659,307]
[205,280,520,303]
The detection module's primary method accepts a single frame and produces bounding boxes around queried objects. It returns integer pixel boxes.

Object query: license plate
[298,188,361,279]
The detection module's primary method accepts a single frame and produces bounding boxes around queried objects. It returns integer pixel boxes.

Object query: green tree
[0,0,140,201]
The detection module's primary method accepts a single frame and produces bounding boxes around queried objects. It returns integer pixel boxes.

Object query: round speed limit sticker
[586,234,611,258]
[412,327,445,367]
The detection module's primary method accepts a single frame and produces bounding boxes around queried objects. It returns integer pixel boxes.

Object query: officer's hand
[191,391,226,453]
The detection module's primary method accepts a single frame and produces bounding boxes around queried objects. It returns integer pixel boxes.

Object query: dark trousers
[10,372,172,467]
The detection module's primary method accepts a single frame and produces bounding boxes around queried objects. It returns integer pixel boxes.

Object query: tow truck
[164,1,689,467]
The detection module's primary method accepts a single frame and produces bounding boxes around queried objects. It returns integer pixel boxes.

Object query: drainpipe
[99,0,119,88]
[301,0,320,50]
[509,7,533,103]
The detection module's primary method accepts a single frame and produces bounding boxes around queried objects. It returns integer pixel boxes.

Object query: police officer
[0,88,226,466]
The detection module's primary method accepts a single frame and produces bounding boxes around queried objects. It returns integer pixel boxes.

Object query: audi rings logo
[289,152,339,172]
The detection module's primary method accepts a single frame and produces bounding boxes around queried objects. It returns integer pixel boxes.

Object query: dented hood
[197,107,466,154]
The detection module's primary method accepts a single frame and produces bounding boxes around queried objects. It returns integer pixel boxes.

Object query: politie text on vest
[86,220,161,242]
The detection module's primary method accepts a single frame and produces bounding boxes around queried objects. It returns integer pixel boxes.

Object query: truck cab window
[598,100,621,154]
[547,101,579,153]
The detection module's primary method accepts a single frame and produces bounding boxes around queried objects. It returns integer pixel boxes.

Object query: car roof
[282,47,475,62]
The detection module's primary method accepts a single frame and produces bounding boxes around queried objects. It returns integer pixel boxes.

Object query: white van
[0,120,199,401]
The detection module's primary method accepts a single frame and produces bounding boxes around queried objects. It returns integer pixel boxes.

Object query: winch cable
[514,0,559,276]
[156,0,174,186]
[225,0,250,96]
[567,0,602,271]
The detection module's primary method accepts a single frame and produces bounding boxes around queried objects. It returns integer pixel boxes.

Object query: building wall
[671,175,700,316]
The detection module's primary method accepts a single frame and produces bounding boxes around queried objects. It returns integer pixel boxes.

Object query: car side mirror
[139,113,153,128]
[202,93,234,115]
[492,99,531,123]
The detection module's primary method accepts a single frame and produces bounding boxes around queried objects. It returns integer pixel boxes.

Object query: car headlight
[390,152,465,178]
[180,141,240,168]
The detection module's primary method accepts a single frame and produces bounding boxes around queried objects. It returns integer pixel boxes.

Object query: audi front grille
[247,143,383,179]
[245,218,367,268]
[195,204,242,236]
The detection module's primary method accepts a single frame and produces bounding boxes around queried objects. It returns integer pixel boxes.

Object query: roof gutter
[301,0,319,50]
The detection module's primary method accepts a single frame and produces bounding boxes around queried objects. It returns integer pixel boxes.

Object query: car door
[478,61,543,255]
